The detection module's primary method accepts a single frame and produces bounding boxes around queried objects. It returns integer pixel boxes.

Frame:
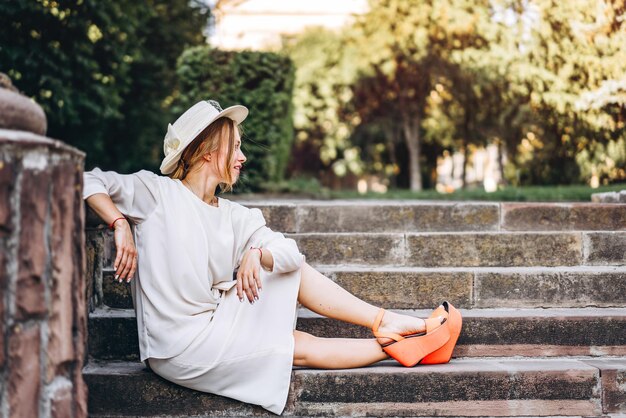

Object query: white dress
[83,168,305,415]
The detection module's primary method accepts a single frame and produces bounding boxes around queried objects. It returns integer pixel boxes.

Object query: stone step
[88,307,626,361]
[83,357,626,417]
[236,201,626,233]
[100,266,626,310]
[290,231,626,267]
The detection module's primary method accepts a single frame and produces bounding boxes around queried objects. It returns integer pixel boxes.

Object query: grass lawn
[325,183,626,202]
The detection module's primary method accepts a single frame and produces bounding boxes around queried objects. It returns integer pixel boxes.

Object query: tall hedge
[174,47,295,192]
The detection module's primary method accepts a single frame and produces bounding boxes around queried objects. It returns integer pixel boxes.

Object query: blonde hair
[168,117,241,193]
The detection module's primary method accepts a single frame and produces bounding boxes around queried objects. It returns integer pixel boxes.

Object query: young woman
[83,100,461,415]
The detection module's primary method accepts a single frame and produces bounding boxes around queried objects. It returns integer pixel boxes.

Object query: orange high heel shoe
[371,308,451,367]
[420,301,462,364]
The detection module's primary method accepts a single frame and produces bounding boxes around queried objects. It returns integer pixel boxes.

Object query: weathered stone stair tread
[289,231,626,267]
[237,200,626,233]
[101,265,626,310]
[84,357,626,417]
[88,307,626,360]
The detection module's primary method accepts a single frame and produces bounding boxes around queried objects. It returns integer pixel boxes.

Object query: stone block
[0,294,3,370]
[50,383,73,418]
[583,358,626,414]
[8,324,41,418]
[245,203,297,233]
[72,162,88,372]
[296,202,499,233]
[0,242,5,368]
[47,162,77,381]
[84,362,266,417]
[0,84,47,134]
[291,233,404,265]
[102,270,133,308]
[332,269,472,309]
[407,232,582,267]
[591,191,619,203]
[103,229,116,269]
[458,310,626,348]
[16,166,49,319]
[292,358,598,402]
[584,232,626,265]
[474,268,626,308]
[83,359,601,417]
[73,366,88,418]
[295,309,626,358]
[502,202,626,231]
[0,160,15,233]
[85,229,105,310]
[292,358,601,416]
[87,308,626,361]
[88,310,139,360]
[101,267,473,311]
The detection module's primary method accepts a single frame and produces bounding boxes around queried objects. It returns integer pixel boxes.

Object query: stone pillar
[0,76,87,417]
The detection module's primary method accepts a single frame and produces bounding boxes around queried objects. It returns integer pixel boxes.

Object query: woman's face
[214,127,246,183]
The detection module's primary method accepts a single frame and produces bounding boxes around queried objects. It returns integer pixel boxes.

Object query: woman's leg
[293,262,441,368]
[293,330,387,368]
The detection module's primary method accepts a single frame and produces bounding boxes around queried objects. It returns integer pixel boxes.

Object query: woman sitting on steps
[83,100,462,415]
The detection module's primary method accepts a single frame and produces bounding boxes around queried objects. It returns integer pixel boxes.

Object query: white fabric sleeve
[233,206,305,274]
[82,168,160,224]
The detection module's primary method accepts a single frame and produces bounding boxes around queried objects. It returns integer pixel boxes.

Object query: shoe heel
[420,302,462,364]
[382,317,451,367]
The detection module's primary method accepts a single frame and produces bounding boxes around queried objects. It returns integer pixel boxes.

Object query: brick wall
[0,129,87,418]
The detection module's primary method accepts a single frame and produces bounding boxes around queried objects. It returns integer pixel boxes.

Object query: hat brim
[160,104,249,175]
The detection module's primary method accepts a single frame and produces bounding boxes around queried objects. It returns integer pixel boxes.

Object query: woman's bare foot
[374,310,445,346]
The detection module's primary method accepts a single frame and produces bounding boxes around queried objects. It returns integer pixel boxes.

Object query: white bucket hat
[159,100,248,175]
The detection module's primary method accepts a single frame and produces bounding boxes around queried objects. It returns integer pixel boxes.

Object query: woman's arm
[86,193,137,282]
[83,168,159,283]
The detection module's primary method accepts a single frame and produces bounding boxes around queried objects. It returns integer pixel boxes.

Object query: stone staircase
[83,201,626,417]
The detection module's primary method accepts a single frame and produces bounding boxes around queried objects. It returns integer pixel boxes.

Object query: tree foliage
[174,47,295,192]
[0,0,209,172]
[284,0,626,189]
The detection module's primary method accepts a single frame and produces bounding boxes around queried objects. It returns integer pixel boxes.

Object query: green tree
[346,0,497,191]
[174,47,295,192]
[505,0,626,185]
[0,0,208,171]
[282,28,362,183]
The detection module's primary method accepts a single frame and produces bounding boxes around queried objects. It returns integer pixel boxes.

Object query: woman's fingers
[236,270,244,301]
[244,273,255,303]
[114,246,123,271]
[248,273,259,301]
[116,247,130,280]
[126,255,137,282]
[119,249,135,281]
[253,266,262,292]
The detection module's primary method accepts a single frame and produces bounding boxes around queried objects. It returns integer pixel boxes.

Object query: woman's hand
[113,219,137,283]
[236,248,263,303]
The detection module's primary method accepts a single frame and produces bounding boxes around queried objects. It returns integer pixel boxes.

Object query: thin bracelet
[250,246,262,260]
[109,216,126,230]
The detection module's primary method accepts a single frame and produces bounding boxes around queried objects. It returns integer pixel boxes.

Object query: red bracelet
[250,246,262,259]
[109,216,126,230]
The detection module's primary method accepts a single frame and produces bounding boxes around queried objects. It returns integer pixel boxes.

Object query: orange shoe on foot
[371,308,451,367]
[420,301,462,364]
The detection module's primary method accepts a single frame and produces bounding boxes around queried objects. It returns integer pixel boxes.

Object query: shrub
[174,47,295,192]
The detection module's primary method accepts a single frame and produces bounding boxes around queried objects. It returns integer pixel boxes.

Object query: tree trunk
[462,143,469,189]
[403,117,422,191]
[383,124,398,189]
[496,138,507,186]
